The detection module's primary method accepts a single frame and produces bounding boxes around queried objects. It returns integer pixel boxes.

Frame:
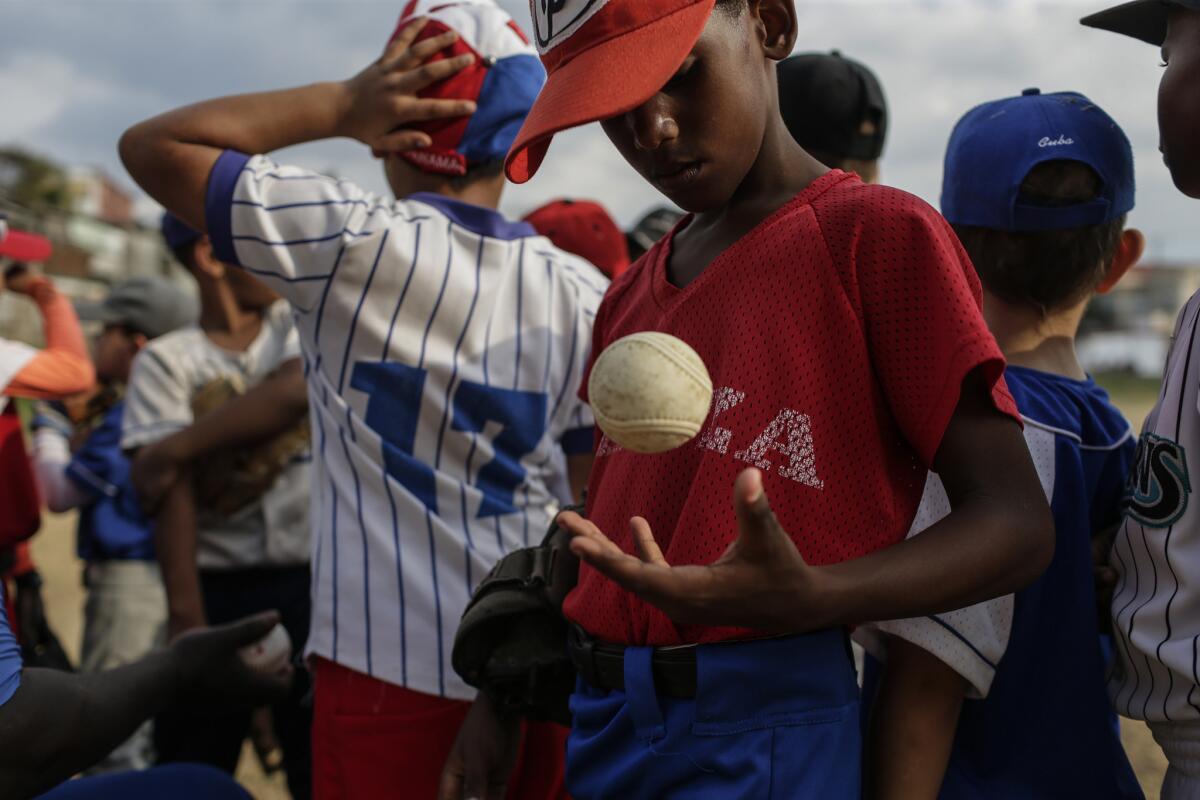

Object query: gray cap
[1082,0,1200,46]
[76,276,198,339]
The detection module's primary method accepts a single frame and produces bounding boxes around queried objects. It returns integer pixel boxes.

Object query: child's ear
[191,235,227,280]
[1096,228,1146,295]
[754,0,798,60]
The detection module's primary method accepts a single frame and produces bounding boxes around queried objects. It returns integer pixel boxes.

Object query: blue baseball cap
[942,89,1135,232]
[161,212,203,251]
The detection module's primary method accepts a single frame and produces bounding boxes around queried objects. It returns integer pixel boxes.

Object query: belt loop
[623,647,666,742]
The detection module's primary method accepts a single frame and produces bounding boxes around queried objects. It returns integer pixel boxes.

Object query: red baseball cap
[0,215,52,263]
[524,198,630,279]
[505,0,717,184]
[386,0,545,177]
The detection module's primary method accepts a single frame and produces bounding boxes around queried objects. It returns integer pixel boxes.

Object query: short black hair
[953,160,1126,315]
[448,159,504,191]
[714,0,745,17]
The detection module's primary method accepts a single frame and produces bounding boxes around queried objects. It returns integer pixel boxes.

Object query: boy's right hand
[337,17,478,156]
[438,693,521,800]
[168,612,292,712]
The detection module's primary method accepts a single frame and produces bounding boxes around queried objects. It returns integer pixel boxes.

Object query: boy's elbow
[117,125,148,177]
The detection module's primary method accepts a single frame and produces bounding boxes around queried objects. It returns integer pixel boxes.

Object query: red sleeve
[6,279,94,399]
[839,190,1017,466]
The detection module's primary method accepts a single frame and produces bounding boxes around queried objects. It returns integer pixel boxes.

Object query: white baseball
[238,623,292,677]
[588,332,713,454]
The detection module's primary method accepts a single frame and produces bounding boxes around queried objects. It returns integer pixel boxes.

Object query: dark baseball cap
[942,89,1135,232]
[1082,0,1200,45]
[525,199,630,279]
[76,276,198,339]
[778,51,888,163]
[626,207,684,262]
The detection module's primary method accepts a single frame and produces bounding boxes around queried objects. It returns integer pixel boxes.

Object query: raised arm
[118,19,476,231]
[0,613,287,799]
[3,274,94,400]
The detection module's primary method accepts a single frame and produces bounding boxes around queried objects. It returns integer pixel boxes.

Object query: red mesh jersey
[564,171,1018,647]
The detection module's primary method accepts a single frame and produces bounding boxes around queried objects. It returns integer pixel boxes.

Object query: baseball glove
[452,505,582,725]
[190,376,311,519]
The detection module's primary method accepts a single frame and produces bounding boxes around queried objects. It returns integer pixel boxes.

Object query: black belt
[568,625,698,699]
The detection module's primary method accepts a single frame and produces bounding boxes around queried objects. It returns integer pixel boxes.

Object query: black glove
[14,570,74,672]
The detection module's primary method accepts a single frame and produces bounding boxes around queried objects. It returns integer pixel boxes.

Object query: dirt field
[28,373,1171,799]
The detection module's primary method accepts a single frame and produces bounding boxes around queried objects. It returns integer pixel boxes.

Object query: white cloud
[2,0,1195,261]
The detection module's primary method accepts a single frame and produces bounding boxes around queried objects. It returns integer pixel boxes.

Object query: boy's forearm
[810,494,1043,628]
[119,83,351,230]
[154,474,205,636]
[865,637,968,800]
[0,655,178,798]
[162,359,308,464]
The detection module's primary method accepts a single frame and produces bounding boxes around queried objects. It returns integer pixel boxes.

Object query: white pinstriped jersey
[204,150,605,699]
[1111,291,1200,723]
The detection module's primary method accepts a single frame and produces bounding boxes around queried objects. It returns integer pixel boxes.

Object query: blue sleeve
[0,584,23,707]
[204,150,386,312]
[66,410,124,502]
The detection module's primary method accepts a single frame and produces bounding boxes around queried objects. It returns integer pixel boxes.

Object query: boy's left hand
[338,17,479,156]
[559,468,819,633]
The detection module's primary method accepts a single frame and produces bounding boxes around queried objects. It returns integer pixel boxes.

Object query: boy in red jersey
[440,1,1055,798]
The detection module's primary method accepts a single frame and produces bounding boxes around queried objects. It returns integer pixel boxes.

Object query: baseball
[238,623,293,677]
[588,332,713,454]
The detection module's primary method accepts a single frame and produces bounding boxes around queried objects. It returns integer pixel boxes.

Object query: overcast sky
[1,0,1194,262]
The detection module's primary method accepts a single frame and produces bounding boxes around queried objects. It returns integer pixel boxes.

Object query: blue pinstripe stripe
[382,471,408,684]
[234,230,374,248]
[419,222,455,370]
[925,615,998,670]
[522,486,530,547]
[540,260,554,392]
[331,480,339,661]
[549,282,582,421]
[435,236,485,470]
[459,487,473,594]
[240,264,334,284]
[313,247,348,349]
[542,254,607,297]
[513,240,525,390]
[339,428,372,675]
[382,224,423,359]
[338,231,390,394]
[436,238,485,595]
[233,198,371,212]
[426,508,445,697]
[241,166,357,187]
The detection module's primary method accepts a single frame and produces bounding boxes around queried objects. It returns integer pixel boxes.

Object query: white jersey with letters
[1110,290,1200,723]
[204,150,605,699]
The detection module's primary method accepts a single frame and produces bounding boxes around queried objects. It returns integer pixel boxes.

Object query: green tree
[0,148,72,211]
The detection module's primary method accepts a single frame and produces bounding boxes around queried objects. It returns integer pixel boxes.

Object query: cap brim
[0,230,52,263]
[73,299,120,325]
[505,0,716,184]
[1082,0,1172,45]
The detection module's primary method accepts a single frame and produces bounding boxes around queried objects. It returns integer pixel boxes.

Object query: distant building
[1080,262,1200,378]
[67,167,135,227]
